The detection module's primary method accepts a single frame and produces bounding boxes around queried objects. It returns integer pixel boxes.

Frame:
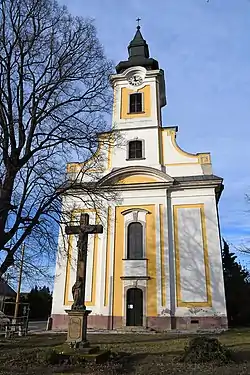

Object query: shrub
[180,336,233,364]
[37,349,61,365]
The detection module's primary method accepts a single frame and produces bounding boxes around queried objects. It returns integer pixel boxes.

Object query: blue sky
[58,0,250,264]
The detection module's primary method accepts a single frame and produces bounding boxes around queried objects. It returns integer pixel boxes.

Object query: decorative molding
[121,208,151,216]
[126,138,145,160]
[161,128,212,166]
[198,153,211,165]
[159,204,166,307]
[98,165,174,187]
[120,276,151,280]
[113,205,157,317]
[120,86,151,119]
[133,211,139,222]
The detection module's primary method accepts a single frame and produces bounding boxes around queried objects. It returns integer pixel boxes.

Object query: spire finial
[136,17,141,29]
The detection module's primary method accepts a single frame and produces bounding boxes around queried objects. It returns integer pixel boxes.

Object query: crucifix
[65,213,103,311]
[136,17,141,28]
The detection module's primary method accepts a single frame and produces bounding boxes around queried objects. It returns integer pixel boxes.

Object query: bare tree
[0,0,114,277]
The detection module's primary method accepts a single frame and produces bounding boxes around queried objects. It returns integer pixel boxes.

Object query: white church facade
[51,26,228,331]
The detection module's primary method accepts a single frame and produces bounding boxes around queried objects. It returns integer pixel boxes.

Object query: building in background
[0,278,16,312]
[51,25,227,331]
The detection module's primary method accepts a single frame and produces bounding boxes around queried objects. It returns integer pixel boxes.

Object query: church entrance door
[126,288,143,326]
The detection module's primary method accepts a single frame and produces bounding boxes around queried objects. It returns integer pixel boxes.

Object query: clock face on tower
[128,74,143,86]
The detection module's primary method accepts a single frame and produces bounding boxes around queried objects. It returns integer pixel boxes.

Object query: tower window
[127,222,143,259]
[129,93,143,113]
[128,140,143,159]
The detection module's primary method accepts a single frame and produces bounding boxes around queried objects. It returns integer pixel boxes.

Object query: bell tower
[110,24,167,170]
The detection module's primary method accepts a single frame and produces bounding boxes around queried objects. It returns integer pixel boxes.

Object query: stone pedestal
[65,309,91,346]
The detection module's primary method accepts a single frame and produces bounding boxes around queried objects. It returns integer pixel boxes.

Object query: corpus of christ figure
[65,213,103,310]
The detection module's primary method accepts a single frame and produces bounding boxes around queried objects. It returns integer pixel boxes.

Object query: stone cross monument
[65,212,103,347]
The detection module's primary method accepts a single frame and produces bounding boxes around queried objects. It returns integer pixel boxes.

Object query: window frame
[125,220,146,260]
[128,92,144,114]
[127,139,145,160]
[127,222,143,260]
[122,208,150,261]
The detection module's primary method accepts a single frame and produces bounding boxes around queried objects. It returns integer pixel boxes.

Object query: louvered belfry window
[128,140,142,159]
[127,222,143,259]
[129,93,142,113]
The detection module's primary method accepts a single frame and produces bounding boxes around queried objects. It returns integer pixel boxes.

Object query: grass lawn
[1,329,250,374]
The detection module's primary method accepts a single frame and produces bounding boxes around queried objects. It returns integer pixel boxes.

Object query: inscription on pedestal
[68,317,82,340]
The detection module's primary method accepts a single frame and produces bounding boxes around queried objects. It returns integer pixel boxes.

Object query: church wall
[173,204,211,307]
[162,131,198,165]
[105,189,172,330]
[51,225,68,316]
[170,189,227,324]
[112,76,159,129]
[111,127,162,170]
[51,186,227,331]
[52,190,171,328]
[161,129,212,177]
[165,164,204,177]
[51,208,108,329]
[62,211,100,311]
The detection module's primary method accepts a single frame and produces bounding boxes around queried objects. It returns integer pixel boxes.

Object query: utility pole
[13,243,25,322]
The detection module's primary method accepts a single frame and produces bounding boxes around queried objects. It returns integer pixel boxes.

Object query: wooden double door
[126,288,143,326]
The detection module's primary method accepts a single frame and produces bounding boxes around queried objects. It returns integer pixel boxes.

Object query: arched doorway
[126,288,143,326]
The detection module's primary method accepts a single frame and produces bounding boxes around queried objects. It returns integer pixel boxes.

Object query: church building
[51,25,227,331]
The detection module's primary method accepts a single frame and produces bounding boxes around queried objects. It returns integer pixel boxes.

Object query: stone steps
[87,326,157,334]
[86,327,227,335]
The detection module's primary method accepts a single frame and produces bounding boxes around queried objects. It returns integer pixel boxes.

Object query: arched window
[128,140,143,159]
[127,222,143,259]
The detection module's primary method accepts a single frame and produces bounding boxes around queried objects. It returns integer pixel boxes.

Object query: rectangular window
[129,140,142,159]
[129,93,142,113]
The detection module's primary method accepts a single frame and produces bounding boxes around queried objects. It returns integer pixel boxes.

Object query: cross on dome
[136,17,141,29]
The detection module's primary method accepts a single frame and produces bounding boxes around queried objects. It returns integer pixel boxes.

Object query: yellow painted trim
[165,162,199,166]
[146,205,157,316]
[113,205,157,317]
[166,129,197,159]
[104,207,111,307]
[158,128,164,165]
[198,153,211,165]
[107,140,113,170]
[113,206,124,317]
[200,206,212,306]
[90,216,99,305]
[159,204,166,307]
[173,204,212,308]
[63,209,99,307]
[63,221,73,306]
[120,86,151,119]
[87,168,105,173]
[66,133,110,174]
[112,83,117,119]
[162,128,165,165]
[161,128,211,166]
[116,175,158,184]
[67,165,105,173]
